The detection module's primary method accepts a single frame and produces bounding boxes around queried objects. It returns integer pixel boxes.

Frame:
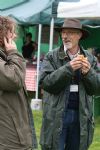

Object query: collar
[67,49,80,60]
[58,45,68,60]
[58,45,85,60]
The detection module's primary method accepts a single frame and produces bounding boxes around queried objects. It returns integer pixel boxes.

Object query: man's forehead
[62,28,81,32]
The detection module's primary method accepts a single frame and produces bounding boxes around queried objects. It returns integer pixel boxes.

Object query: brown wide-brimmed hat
[55,18,90,39]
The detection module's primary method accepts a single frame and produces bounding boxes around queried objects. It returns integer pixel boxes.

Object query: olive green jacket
[39,46,100,150]
[0,48,37,150]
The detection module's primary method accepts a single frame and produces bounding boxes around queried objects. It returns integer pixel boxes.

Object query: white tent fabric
[53,0,100,19]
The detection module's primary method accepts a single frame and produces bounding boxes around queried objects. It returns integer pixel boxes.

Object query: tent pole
[35,24,42,99]
[49,17,54,51]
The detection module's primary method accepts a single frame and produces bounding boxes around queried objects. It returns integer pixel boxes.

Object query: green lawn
[33,111,100,150]
[89,117,100,150]
[33,111,42,150]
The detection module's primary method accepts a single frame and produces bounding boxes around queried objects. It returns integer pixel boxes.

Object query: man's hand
[81,58,91,75]
[4,37,17,51]
[70,56,82,71]
[70,54,91,74]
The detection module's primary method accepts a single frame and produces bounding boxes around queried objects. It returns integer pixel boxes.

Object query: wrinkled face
[61,28,82,50]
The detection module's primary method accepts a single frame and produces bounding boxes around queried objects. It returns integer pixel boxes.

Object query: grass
[89,117,100,150]
[33,110,100,150]
[33,110,42,150]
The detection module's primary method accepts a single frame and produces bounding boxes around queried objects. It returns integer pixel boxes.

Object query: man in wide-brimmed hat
[55,18,89,39]
[39,18,100,150]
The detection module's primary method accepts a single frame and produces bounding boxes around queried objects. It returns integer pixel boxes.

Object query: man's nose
[63,33,69,38]
[63,35,68,40]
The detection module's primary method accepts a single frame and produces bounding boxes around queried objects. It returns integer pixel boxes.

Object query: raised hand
[4,37,17,51]
[70,55,82,71]
[81,57,91,75]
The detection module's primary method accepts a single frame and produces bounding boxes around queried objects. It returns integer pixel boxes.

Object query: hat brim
[55,27,90,39]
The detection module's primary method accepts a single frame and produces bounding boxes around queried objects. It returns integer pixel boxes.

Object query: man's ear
[78,32,82,40]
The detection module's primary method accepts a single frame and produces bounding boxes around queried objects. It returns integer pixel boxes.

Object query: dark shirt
[67,70,81,110]
[22,41,36,59]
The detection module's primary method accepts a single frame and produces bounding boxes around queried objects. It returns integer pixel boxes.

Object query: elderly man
[39,18,100,150]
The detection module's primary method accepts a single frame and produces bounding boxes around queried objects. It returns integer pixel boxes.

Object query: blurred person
[97,53,100,66]
[0,16,37,150]
[39,18,100,150]
[22,32,37,60]
[92,48,100,71]
[94,48,100,67]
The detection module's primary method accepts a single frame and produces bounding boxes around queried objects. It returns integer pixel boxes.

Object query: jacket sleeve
[0,49,26,91]
[82,56,100,96]
[39,54,74,94]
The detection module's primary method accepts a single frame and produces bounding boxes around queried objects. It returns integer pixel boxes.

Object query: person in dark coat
[22,32,37,60]
[39,18,100,150]
[0,16,37,150]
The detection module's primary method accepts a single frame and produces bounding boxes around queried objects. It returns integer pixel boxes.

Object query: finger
[82,62,90,69]
[73,57,82,61]
[82,62,87,68]
[82,59,89,65]
[71,63,82,70]
[82,65,90,73]
[74,64,82,68]
[8,38,12,44]
[72,61,82,66]
[4,37,8,46]
[71,59,82,63]
[82,58,89,64]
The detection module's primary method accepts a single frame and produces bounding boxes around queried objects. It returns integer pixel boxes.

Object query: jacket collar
[58,44,86,60]
[58,45,68,60]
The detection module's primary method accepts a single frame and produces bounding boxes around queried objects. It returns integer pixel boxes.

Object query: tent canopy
[0,0,54,25]
[52,0,100,19]
[0,0,100,26]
